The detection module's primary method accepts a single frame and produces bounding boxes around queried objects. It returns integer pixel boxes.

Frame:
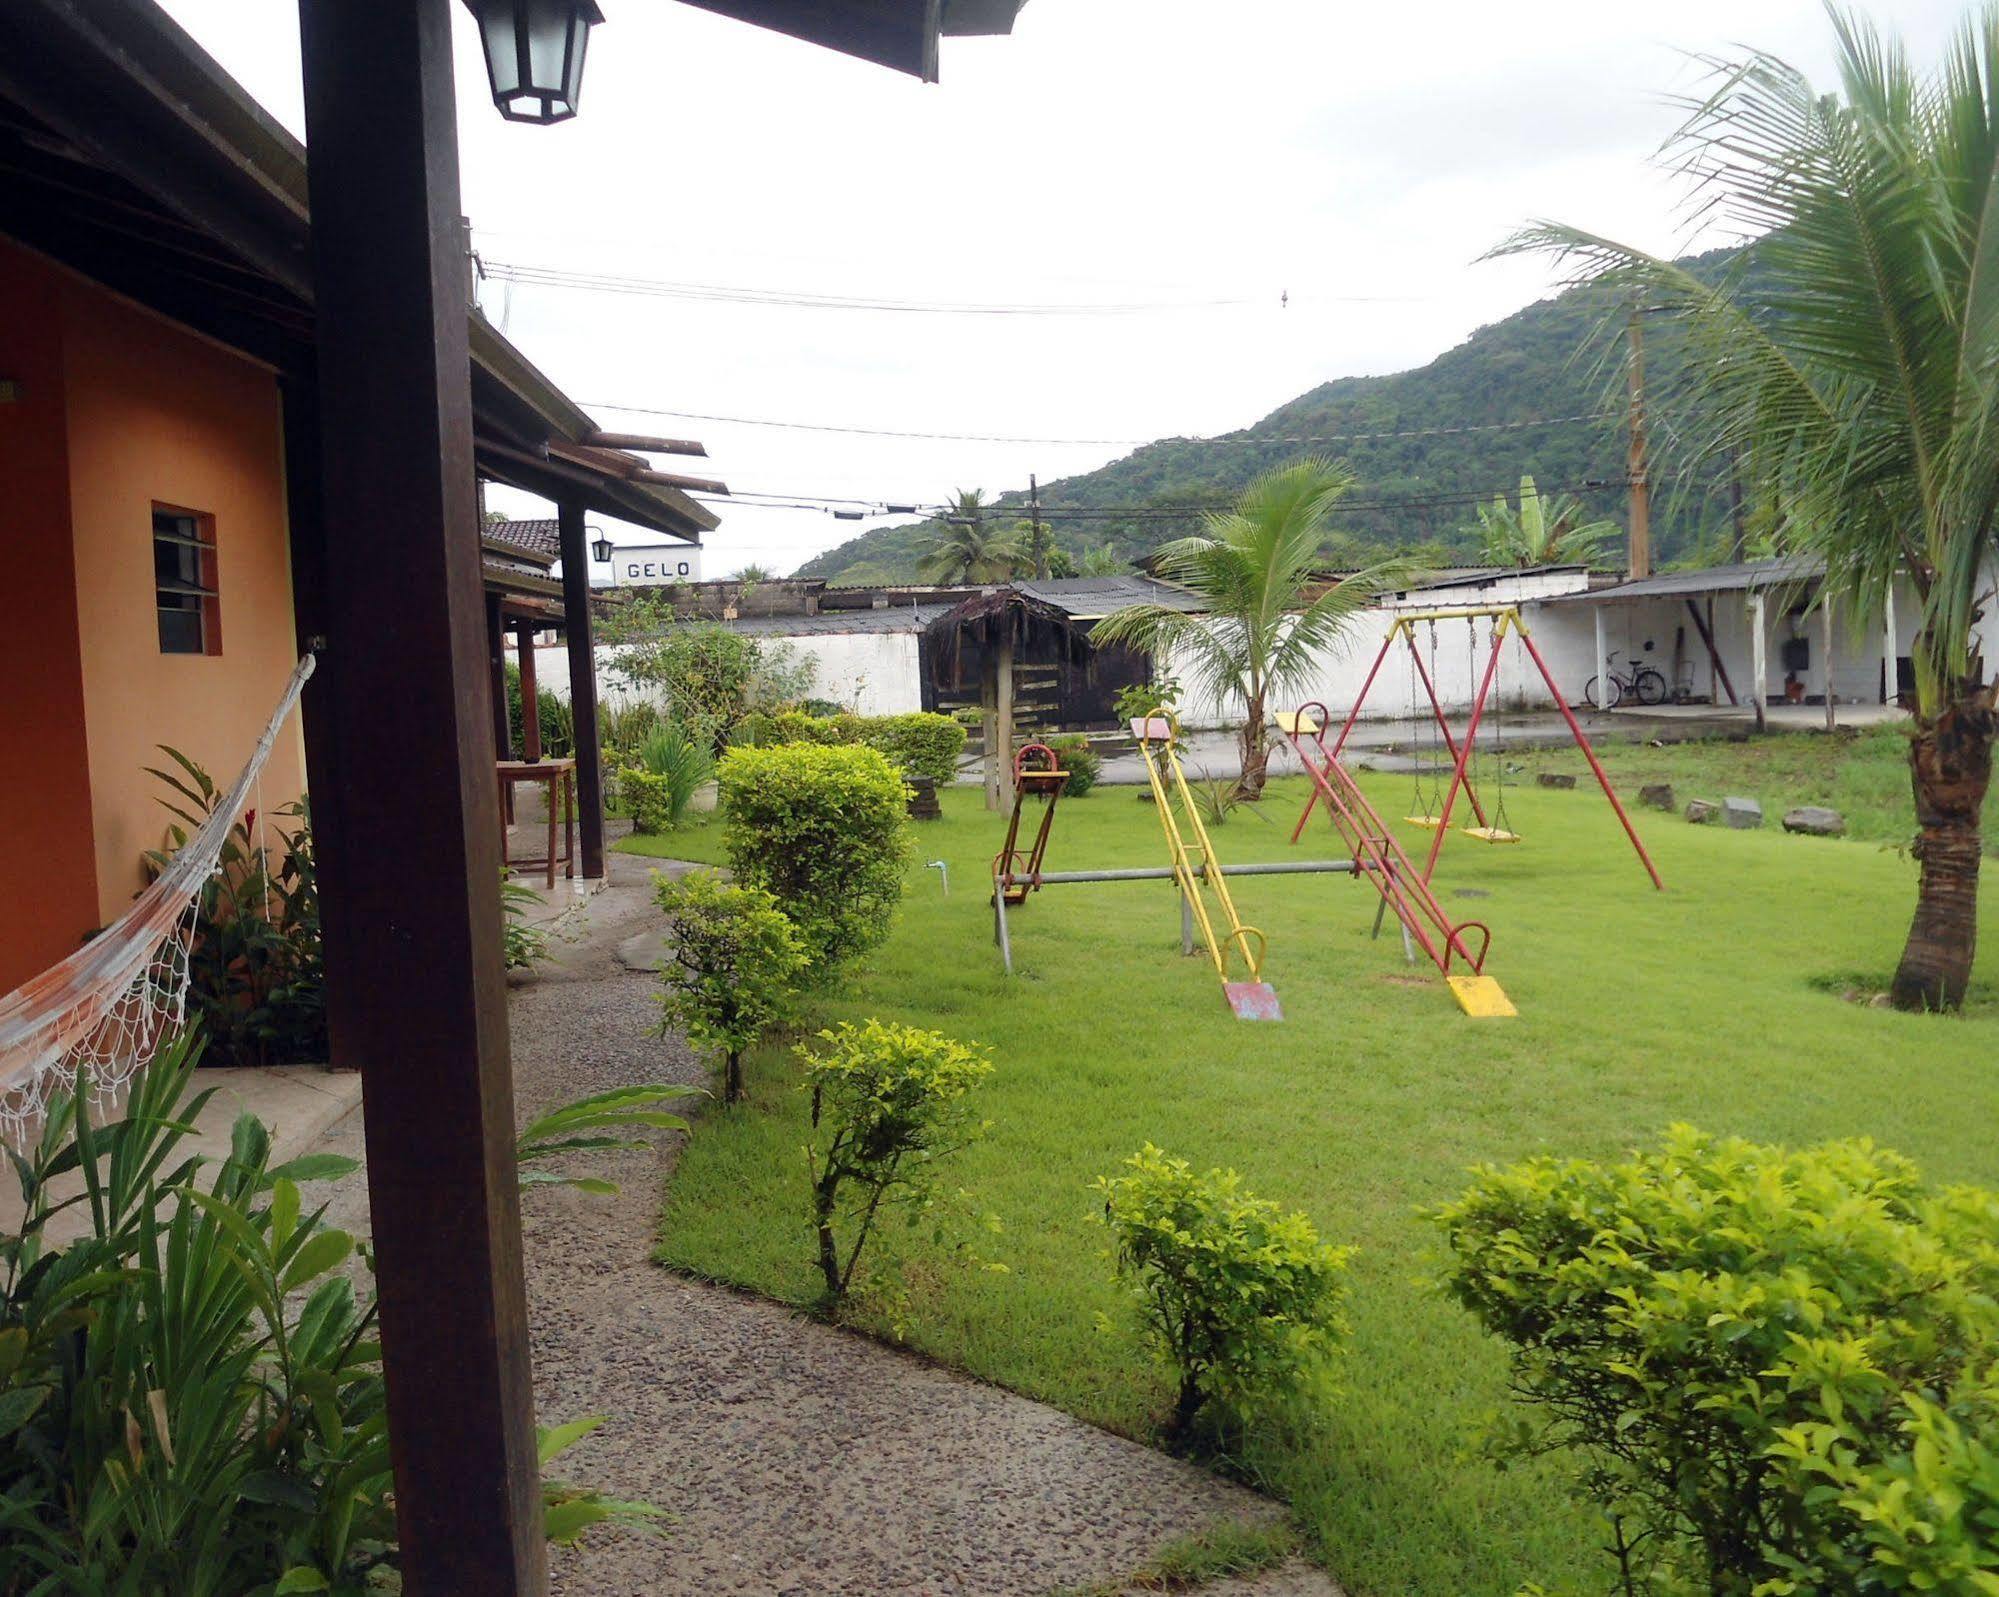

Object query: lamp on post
[466,0,603,124]
[590,530,613,564]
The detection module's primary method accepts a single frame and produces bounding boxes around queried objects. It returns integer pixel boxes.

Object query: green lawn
[621,763,1999,1596]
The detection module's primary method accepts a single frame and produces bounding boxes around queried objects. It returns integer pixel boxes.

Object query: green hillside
[795,257,1736,585]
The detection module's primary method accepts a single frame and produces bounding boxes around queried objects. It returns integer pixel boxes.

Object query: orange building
[0,9,713,999]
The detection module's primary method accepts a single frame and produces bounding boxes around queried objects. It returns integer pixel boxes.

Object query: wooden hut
[927,587,1091,809]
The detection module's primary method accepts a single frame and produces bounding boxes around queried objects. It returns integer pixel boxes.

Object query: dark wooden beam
[296,2,544,1592]
[558,499,605,878]
[516,618,542,763]
[585,430,707,457]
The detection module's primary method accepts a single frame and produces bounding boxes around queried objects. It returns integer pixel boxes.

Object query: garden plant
[652,870,808,1103]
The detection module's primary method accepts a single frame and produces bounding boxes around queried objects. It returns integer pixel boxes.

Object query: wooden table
[496,758,575,890]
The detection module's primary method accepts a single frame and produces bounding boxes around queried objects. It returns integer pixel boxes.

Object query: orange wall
[0,244,101,991]
[54,255,305,924]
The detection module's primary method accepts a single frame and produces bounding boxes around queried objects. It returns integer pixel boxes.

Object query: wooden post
[1750,591,1769,732]
[486,590,512,760]
[296,1,546,1591]
[981,665,1001,812]
[1822,597,1837,732]
[515,619,542,763]
[1883,581,1899,705]
[992,635,1015,812]
[557,501,605,878]
[1593,605,1609,712]
[1626,311,1651,580]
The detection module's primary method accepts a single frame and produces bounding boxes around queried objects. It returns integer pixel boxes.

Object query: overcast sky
[161,0,1965,575]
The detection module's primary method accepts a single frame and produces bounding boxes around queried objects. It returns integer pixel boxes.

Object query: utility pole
[1729,452,1746,563]
[1029,472,1045,580]
[1626,307,1651,580]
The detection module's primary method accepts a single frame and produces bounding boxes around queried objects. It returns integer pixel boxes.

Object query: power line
[483,259,1422,316]
[582,399,1623,450]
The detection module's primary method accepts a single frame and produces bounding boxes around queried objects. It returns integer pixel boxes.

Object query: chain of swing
[1404,617,1518,844]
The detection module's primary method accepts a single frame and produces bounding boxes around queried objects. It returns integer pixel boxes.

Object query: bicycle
[1583,649,1668,710]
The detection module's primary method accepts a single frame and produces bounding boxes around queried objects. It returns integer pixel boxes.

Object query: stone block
[1782,805,1845,837]
[1536,772,1577,790]
[1723,796,1763,829]
[1685,799,1720,824]
[1638,782,1675,811]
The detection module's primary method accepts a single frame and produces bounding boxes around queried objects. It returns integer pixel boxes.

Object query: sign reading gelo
[598,542,701,587]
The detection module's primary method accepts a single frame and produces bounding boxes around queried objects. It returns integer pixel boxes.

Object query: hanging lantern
[590,530,613,564]
[467,0,603,125]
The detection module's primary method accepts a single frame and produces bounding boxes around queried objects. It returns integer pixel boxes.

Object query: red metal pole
[1516,624,1665,890]
[1408,642,1490,828]
[1292,626,1399,844]
[1421,623,1505,883]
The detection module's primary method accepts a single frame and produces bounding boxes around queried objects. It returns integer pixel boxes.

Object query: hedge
[733,709,966,787]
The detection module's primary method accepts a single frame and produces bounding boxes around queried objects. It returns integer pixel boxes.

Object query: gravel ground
[311,847,1342,1597]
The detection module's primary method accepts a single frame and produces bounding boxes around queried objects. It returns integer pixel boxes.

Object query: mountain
[793,255,1737,584]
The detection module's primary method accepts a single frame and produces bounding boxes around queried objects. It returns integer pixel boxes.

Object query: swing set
[1298,606,1664,891]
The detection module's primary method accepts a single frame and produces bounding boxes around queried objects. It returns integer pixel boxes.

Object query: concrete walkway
[305,851,1341,1597]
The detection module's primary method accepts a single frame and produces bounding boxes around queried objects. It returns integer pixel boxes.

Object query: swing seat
[1461,825,1522,844]
[1447,973,1517,1017]
[1403,814,1445,830]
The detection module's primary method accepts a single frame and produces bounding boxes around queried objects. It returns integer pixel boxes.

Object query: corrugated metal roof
[1544,555,1824,603]
[721,604,957,636]
[1014,575,1205,618]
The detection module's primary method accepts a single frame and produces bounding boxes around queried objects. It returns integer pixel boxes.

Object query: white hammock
[0,653,316,1144]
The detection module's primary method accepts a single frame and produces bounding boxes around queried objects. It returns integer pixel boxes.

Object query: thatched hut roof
[924,585,1092,691]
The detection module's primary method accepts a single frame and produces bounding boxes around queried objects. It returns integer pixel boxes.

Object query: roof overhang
[0,0,716,543]
[672,0,1027,81]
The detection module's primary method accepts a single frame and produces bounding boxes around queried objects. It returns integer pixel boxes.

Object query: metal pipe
[1031,860,1356,884]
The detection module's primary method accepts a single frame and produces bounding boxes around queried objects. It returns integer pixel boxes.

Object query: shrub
[800,1019,992,1302]
[1430,1126,1999,1597]
[618,768,673,834]
[1094,1145,1352,1438]
[861,712,967,786]
[0,1035,656,1591]
[142,751,325,1067]
[1114,677,1181,723]
[599,699,661,767]
[599,612,814,745]
[718,742,909,978]
[653,870,808,1102]
[501,871,550,968]
[634,719,716,826]
[1047,734,1102,796]
[727,710,966,785]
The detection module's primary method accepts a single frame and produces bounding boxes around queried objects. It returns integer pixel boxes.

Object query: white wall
[529,629,924,716]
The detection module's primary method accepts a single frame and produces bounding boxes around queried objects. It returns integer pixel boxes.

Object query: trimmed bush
[730,709,966,786]
[653,870,807,1103]
[1094,1145,1352,1437]
[618,768,674,834]
[1431,1126,1999,1596]
[1047,734,1102,796]
[717,742,909,977]
[800,1019,992,1302]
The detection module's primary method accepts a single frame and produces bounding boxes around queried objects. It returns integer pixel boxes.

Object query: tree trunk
[1892,694,1997,1011]
[1235,695,1270,800]
[724,1048,742,1105]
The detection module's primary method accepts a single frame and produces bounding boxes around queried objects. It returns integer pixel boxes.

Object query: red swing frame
[1293,605,1665,890]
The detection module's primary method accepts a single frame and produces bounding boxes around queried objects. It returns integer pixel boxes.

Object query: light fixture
[590,530,613,563]
[466,0,602,125]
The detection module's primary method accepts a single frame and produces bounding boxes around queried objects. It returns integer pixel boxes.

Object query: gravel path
[311,850,1342,1597]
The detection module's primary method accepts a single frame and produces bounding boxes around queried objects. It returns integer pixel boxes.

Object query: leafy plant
[501,871,551,969]
[717,742,910,980]
[730,710,967,786]
[1501,9,1999,1009]
[800,1020,992,1304]
[917,488,1023,583]
[142,748,326,1068]
[624,719,716,831]
[1430,1125,1999,1596]
[652,871,808,1103]
[515,1083,698,1196]
[598,609,814,746]
[0,1035,662,1593]
[504,659,573,759]
[1045,735,1101,797]
[1094,1145,1352,1440]
[1092,462,1410,798]
[1471,473,1620,567]
[1114,678,1181,725]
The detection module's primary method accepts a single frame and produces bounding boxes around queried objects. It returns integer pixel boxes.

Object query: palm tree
[918,489,1023,583]
[1473,475,1621,567]
[1093,460,1406,798]
[1079,544,1128,576]
[1015,517,1057,580]
[731,562,775,583]
[1502,7,1999,1009]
